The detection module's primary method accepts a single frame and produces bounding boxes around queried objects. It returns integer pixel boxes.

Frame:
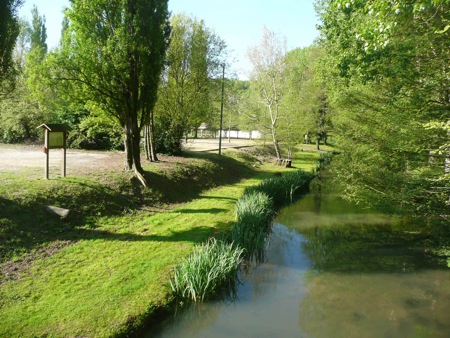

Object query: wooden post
[62,131,67,177]
[45,129,49,179]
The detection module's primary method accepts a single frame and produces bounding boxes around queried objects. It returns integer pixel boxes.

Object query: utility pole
[218,63,225,155]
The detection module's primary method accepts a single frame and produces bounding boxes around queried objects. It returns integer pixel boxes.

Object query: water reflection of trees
[299,222,438,273]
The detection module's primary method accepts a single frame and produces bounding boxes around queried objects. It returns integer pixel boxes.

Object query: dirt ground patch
[0,144,123,175]
[0,139,259,174]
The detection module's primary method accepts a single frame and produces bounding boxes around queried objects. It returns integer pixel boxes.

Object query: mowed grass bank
[0,145,323,337]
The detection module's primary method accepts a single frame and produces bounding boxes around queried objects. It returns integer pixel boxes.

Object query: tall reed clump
[233,170,315,258]
[244,169,315,207]
[170,170,315,302]
[169,238,244,302]
[232,191,275,257]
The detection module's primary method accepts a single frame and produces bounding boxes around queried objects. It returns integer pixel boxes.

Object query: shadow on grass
[0,152,256,262]
[177,208,228,214]
[72,225,215,243]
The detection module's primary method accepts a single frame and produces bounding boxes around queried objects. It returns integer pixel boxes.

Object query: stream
[148,193,450,338]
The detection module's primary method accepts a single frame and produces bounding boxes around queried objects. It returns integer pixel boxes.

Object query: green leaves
[317,0,450,220]
[154,13,226,155]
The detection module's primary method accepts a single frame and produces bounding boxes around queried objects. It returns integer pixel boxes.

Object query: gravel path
[0,138,259,171]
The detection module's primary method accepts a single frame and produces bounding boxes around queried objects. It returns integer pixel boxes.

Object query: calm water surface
[149,194,450,338]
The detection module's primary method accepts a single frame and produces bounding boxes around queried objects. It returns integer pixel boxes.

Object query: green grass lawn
[0,145,323,337]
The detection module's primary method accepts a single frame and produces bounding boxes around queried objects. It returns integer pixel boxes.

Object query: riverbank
[0,145,327,337]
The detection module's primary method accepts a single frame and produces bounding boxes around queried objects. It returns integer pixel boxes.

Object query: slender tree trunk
[144,125,150,161]
[148,110,158,162]
[271,129,281,159]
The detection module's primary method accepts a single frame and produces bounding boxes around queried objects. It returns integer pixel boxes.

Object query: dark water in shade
[148,194,450,338]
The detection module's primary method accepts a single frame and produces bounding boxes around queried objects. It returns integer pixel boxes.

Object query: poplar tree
[154,13,226,155]
[0,0,23,94]
[50,0,170,185]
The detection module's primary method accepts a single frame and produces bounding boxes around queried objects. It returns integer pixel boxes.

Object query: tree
[0,0,23,94]
[248,26,287,159]
[317,0,450,220]
[282,46,331,154]
[29,5,47,57]
[49,0,170,186]
[0,5,50,144]
[153,13,226,155]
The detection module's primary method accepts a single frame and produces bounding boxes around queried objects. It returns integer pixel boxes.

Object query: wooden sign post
[37,124,71,179]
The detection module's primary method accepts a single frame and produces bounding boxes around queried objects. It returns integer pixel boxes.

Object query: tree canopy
[0,0,23,93]
[49,0,171,185]
[317,0,450,220]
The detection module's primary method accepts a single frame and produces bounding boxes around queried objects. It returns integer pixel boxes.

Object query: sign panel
[48,131,65,149]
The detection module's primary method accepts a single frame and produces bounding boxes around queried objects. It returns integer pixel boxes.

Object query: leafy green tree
[248,27,287,159]
[317,0,450,220]
[0,77,44,143]
[0,5,51,143]
[0,0,23,94]
[154,13,226,155]
[29,5,47,56]
[282,46,331,154]
[49,0,170,185]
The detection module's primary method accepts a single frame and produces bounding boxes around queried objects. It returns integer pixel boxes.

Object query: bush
[68,115,123,150]
[170,238,244,302]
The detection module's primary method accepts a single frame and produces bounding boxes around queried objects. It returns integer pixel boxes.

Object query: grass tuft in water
[169,238,244,302]
[244,169,314,207]
[232,191,274,257]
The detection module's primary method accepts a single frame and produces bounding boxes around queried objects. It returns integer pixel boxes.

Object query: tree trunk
[131,129,147,186]
[144,121,158,162]
[124,126,133,170]
[144,124,150,161]
[271,126,281,159]
[124,117,148,187]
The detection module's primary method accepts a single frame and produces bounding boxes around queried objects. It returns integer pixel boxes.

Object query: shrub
[170,238,244,302]
[68,115,123,150]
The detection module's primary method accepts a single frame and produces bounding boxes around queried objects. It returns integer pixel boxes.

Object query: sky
[19,0,320,79]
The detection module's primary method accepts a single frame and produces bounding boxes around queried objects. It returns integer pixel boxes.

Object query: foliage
[48,0,170,184]
[282,46,332,152]
[154,13,226,155]
[0,78,44,143]
[0,0,23,94]
[170,238,243,302]
[29,5,47,57]
[232,191,274,258]
[248,26,287,159]
[316,0,450,220]
[68,114,123,150]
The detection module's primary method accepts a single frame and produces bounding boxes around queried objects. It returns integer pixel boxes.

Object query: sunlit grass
[0,145,324,336]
